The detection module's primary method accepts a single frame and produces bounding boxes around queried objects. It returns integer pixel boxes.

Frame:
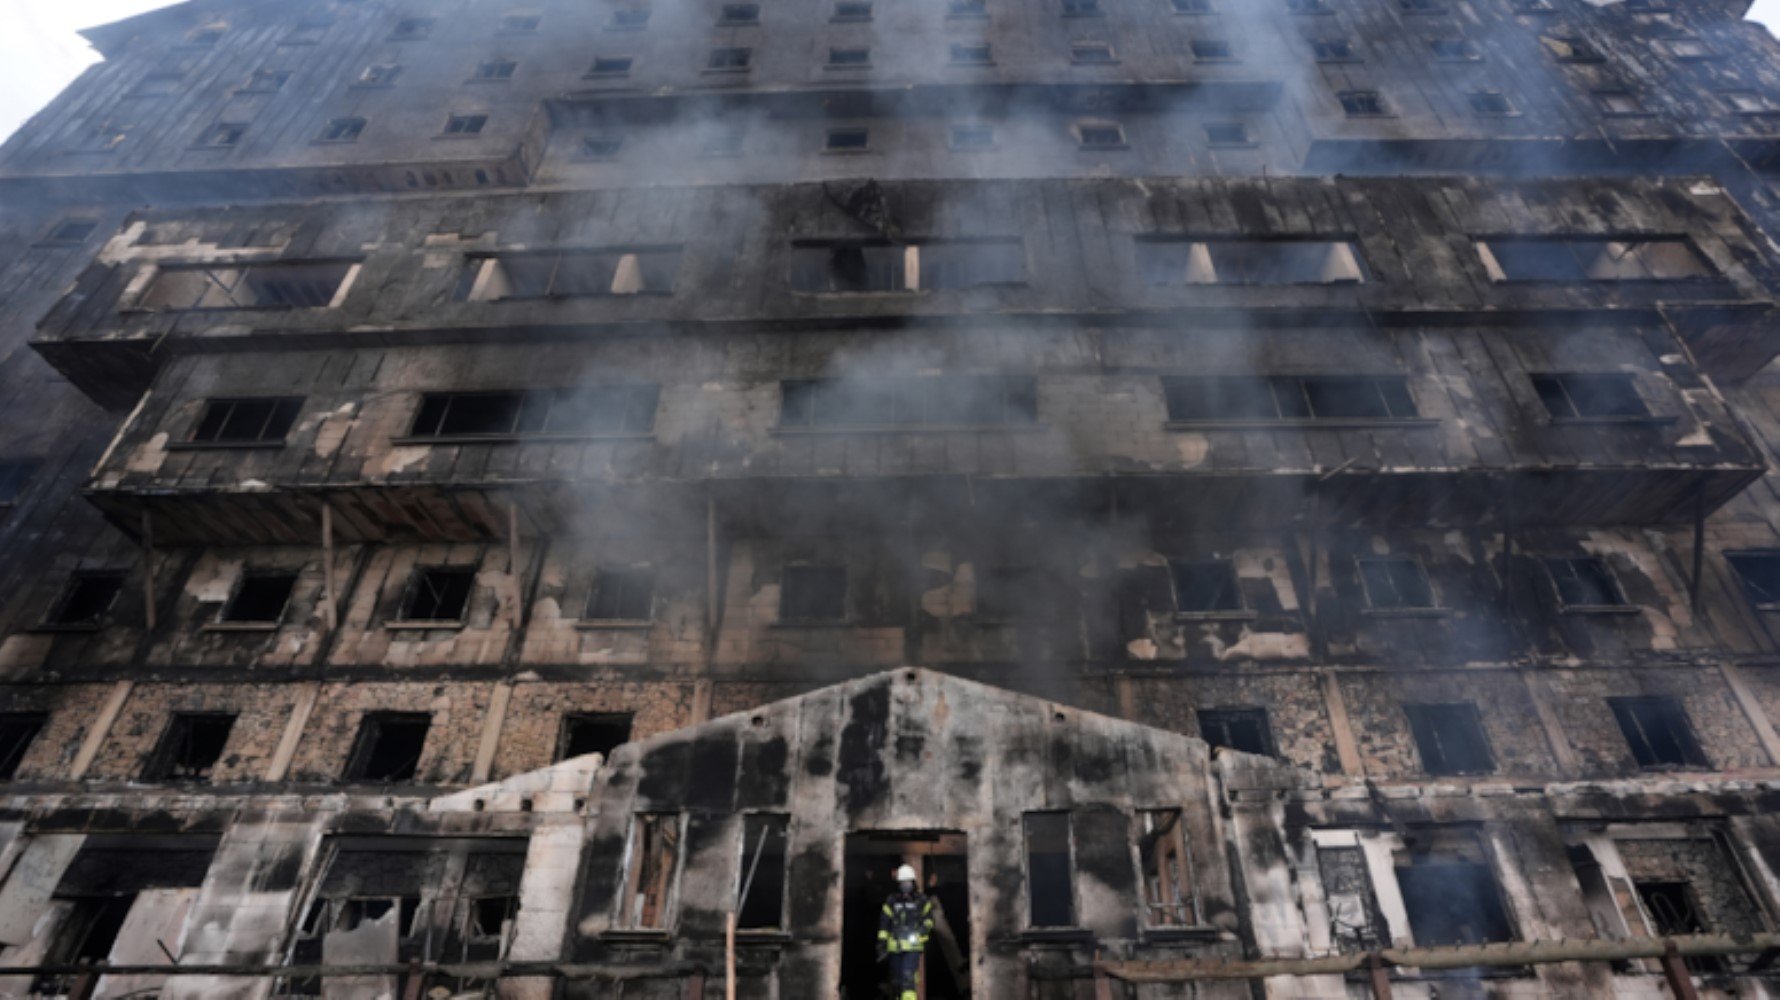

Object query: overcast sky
[0,0,1777,143]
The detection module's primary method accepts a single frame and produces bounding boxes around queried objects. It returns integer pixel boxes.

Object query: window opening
[343,712,431,782]
[737,814,790,929]
[402,567,476,622]
[1610,696,1709,769]
[1198,708,1274,755]
[781,565,847,621]
[558,712,633,760]
[1358,556,1435,609]
[1405,703,1493,775]
[1024,812,1075,927]
[145,713,236,781]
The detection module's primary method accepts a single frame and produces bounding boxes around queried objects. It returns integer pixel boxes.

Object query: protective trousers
[888,950,921,1000]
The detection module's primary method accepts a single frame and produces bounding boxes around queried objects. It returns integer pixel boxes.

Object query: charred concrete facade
[11,0,1780,997]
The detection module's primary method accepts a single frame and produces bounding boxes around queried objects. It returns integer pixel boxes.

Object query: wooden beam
[140,509,155,631]
[509,501,523,628]
[321,503,338,631]
[1690,484,1707,612]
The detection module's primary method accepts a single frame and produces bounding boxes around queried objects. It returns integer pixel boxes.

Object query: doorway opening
[841,830,971,999]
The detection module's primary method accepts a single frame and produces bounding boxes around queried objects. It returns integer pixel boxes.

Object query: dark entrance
[841,831,971,1000]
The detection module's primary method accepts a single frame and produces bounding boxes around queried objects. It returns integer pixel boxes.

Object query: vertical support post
[509,501,523,628]
[684,970,706,1000]
[400,959,426,1000]
[1691,485,1707,613]
[1306,485,1321,660]
[725,911,738,1000]
[321,503,338,630]
[1660,941,1701,1000]
[67,971,98,1000]
[140,509,156,631]
[1092,952,1113,1000]
[1366,952,1392,1000]
[707,494,720,634]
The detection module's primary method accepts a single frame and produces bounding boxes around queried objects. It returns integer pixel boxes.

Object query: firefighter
[876,864,935,1000]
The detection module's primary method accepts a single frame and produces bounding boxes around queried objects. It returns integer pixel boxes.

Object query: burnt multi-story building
[11,0,1780,996]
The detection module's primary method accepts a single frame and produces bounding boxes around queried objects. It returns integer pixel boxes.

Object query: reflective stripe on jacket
[878,892,935,954]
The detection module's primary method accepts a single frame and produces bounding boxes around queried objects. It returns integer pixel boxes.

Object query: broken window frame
[1609,696,1710,770]
[398,566,478,623]
[1475,236,1715,283]
[1312,38,1356,60]
[1394,854,1517,950]
[405,386,660,440]
[779,564,849,622]
[620,812,685,930]
[1198,707,1275,756]
[342,711,432,783]
[833,0,874,19]
[1403,702,1494,776]
[1023,811,1078,928]
[143,712,237,782]
[778,376,1038,429]
[218,570,299,625]
[499,11,543,32]
[1077,120,1127,148]
[1134,808,1200,927]
[1727,550,1780,611]
[185,396,305,447]
[1204,121,1251,145]
[389,16,435,39]
[1161,375,1417,424]
[135,261,355,312]
[1541,555,1628,612]
[826,46,871,68]
[706,46,753,71]
[471,58,520,81]
[588,55,635,77]
[950,123,996,149]
[1356,555,1439,612]
[43,571,125,629]
[458,248,682,300]
[557,712,633,761]
[356,63,403,86]
[577,134,624,159]
[609,7,652,29]
[31,895,137,994]
[735,813,791,931]
[824,126,870,151]
[442,113,489,136]
[318,116,367,142]
[1173,0,1215,13]
[197,121,248,147]
[788,239,1027,293]
[1468,90,1516,115]
[1140,237,1368,286]
[583,566,656,622]
[1169,558,1245,616]
[1338,89,1389,116]
[1190,38,1234,60]
[950,43,994,65]
[240,68,293,92]
[1530,373,1649,421]
[0,712,46,779]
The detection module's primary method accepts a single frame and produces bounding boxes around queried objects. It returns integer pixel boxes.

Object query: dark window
[1595,90,1646,115]
[610,7,652,28]
[141,262,353,310]
[409,386,659,438]
[1205,122,1249,144]
[1312,39,1354,60]
[789,240,1024,292]
[834,1,874,18]
[401,567,476,622]
[1405,703,1493,775]
[0,714,46,779]
[473,59,518,80]
[559,712,632,760]
[1078,122,1126,147]
[708,47,753,70]
[34,896,134,991]
[501,12,542,31]
[186,25,225,45]
[390,16,435,38]
[1431,38,1478,59]
[43,219,98,244]
[462,248,681,298]
[46,572,123,627]
[780,377,1037,427]
[1024,812,1075,927]
[469,895,520,941]
[950,43,993,64]
[134,72,186,96]
[1634,882,1721,971]
[1338,90,1387,116]
[1172,0,1213,12]
[1162,375,1415,422]
[1400,0,1442,10]
[1728,552,1780,609]
[1543,34,1601,61]
[1198,708,1274,755]
[144,713,236,781]
[1170,560,1241,613]
[951,124,995,148]
[585,567,655,621]
[243,69,292,91]
[191,397,303,444]
[319,117,366,142]
[720,3,761,22]
[1395,860,1514,946]
[590,55,634,75]
[580,135,624,159]
[825,127,869,150]
[1611,696,1709,769]
[0,460,39,505]
[359,63,403,85]
[1071,42,1118,63]
[781,566,847,621]
[1191,39,1233,59]
[1532,374,1647,420]
[221,572,297,624]
[975,565,1032,620]
[443,113,489,135]
[1141,238,1365,285]
[736,814,790,929]
[1062,0,1101,13]
[199,122,247,147]
[343,712,430,782]
[1479,238,1711,282]
[1358,556,1435,609]
[622,814,681,928]
[1543,556,1624,609]
[1289,0,1332,11]
[1469,91,1515,114]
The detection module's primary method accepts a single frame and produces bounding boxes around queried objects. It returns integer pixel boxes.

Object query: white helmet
[894,864,918,883]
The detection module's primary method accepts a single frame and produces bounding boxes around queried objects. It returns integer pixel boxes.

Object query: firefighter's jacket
[878,890,935,954]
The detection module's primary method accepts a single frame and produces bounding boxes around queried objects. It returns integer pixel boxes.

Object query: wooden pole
[1660,941,1702,1000]
[1366,952,1392,1000]
[725,911,738,1000]
[509,501,523,628]
[140,510,156,630]
[321,503,337,630]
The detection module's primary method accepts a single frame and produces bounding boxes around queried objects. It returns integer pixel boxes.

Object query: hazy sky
[0,0,1777,142]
